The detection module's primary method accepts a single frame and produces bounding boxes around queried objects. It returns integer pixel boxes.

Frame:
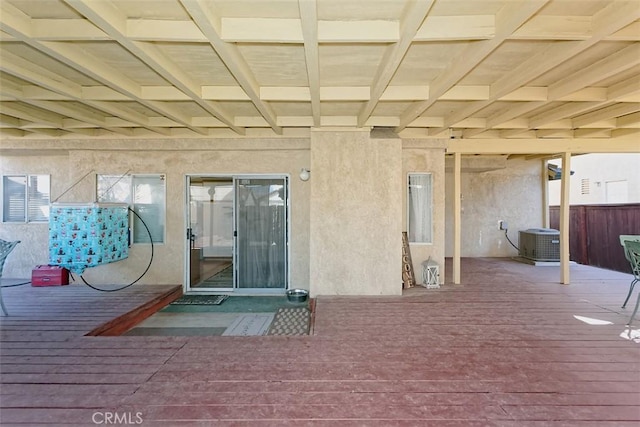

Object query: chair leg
[622,278,638,308]
[0,286,7,316]
[628,292,640,326]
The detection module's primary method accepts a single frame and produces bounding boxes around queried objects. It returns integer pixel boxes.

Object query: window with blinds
[2,175,50,222]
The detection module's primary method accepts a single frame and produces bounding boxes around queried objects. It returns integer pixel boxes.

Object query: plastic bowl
[286,289,309,303]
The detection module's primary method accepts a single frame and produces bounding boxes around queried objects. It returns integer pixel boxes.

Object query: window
[2,175,50,222]
[97,174,166,244]
[407,173,432,244]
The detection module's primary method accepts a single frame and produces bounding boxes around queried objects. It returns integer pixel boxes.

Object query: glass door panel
[187,177,234,291]
[234,178,287,289]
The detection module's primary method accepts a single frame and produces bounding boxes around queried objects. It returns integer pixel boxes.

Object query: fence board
[549,203,640,272]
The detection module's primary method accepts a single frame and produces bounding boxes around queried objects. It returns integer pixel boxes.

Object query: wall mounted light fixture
[299,168,310,181]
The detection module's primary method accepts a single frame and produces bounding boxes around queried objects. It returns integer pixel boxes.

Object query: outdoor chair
[0,239,20,316]
[621,239,640,325]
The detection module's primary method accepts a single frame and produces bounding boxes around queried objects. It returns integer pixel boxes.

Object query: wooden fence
[549,203,640,273]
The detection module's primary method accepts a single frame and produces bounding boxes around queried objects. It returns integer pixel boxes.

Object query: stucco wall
[0,139,310,290]
[309,130,402,296]
[548,153,640,205]
[2,136,543,294]
[445,157,544,257]
[0,151,71,277]
[402,140,447,284]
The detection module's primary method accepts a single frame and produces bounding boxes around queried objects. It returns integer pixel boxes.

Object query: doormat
[171,295,229,305]
[268,307,310,336]
[222,313,275,336]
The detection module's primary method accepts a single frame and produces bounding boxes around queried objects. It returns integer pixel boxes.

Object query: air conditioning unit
[518,228,560,261]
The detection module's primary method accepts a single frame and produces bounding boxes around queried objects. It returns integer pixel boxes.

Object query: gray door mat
[268,307,311,336]
[171,295,228,305]
[222,313,275,336]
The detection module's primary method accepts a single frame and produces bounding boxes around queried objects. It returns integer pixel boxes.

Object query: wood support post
[542,159,550,229]
[453,151,462,284]
[560,152,571,284]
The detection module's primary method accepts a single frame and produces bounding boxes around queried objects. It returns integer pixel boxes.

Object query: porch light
[299,168,310,181]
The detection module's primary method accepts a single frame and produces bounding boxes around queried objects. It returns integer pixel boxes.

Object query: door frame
[184,173,291,295]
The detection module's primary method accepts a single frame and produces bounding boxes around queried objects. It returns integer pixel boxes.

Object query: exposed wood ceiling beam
[448,137,640,154]
[465,71,640,139]
[15,82,633,104]
[0,103,63,128]
[415,15,494,41]
[396,0,551,133]
[428,0,640,136]
[0,0,637,140]
[0,100,113,137]
[462,102,548,138]
[0,113,23,128]
[31,18,109,40]
[0,1,207,135]
[179,0,282,134]
[21,14,639,44]
[617,111,640,128]
[63,0,244,135]
[531,102,607,127]
[298,0,320,127]
[609,76,640,102]
[127,19,206,42]
[2,96,133,136]
[478,44,640,136]
[549,44,640,100]
[26,100,134,136]
[494,102,611,138]
[572,103,640,128]
[357,0,436,127]
[0,51,171,135]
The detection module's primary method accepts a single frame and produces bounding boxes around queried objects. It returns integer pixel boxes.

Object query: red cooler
[31,265,69,286]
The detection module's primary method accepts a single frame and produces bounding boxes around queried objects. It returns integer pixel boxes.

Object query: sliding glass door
[186,175,288,293]
[234,177,287,289]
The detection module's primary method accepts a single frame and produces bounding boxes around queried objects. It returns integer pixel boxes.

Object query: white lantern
[422,257,440,289]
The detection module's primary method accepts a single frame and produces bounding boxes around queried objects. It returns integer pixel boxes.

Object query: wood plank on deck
[1,259,639,424]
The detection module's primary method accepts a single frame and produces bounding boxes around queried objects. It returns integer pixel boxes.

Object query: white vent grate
[581,179,590,195]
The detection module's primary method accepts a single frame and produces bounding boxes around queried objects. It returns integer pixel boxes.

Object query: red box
[31,265,69,286]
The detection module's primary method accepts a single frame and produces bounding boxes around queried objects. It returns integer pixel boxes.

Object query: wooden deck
[1,258,639,425]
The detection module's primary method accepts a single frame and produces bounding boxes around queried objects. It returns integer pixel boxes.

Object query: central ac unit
[518,228,560,261]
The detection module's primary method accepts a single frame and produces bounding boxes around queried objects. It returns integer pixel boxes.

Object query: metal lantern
[422,257,440,289]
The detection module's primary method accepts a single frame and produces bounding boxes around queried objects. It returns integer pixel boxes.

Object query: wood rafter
[64,0,244,135]
[0,1,207,135]
[179,0,281,134]
[430,0,640,136]
[396,0,552,132]
[0,0,637,140]
[357,0,436,127]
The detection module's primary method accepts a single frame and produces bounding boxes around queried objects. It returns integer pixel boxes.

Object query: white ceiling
[0,0,639,139]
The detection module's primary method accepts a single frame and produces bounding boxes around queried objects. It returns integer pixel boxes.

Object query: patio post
[453,151,462,284]
[560,151,571,284]
[542,159,550,229]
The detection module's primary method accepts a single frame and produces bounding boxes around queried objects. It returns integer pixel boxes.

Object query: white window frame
[96,174,166,244]
[2,174,51,223]
[407,173,433,245]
